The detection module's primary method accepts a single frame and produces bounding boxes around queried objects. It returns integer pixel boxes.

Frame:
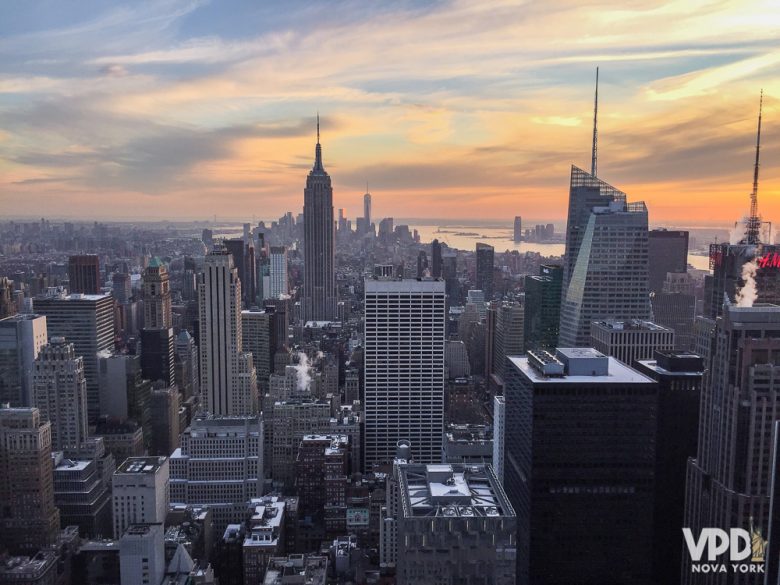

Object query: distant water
[410,224,711,271]
[212,222,711,272]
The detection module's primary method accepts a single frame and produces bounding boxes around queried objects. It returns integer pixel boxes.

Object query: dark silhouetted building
[505,348,657,584]
[68,255,101,295]
[475,243,495,300]
[648,229,688,294]
[524,264,562,351]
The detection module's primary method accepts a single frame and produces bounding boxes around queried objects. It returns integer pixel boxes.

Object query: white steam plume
[736,260,758,308]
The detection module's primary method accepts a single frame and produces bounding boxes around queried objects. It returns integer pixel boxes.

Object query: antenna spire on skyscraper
[317,112,320,144]
[744,90,764,245]
[591,67,599,177]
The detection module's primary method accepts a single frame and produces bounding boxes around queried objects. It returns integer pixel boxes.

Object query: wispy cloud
[1,0,779,222]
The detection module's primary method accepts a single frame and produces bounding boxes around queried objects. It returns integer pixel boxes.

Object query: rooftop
[398,463,514,519]
[116,456,167,475]
[263,555,328,585]
[511,352,655,385]
[592,319,672,332]
[365,278,445,292]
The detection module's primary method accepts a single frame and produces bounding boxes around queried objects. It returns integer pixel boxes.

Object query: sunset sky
[1,0,779,225]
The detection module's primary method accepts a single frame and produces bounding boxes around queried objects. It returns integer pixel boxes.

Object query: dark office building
[140,327,175,387]
[651,291,696,351]
[505,347,657,585]
[514,216,522,243]
[635,351,704,585]
[648,229,688,294]
[523,264,562,351]
[475,243,495,300]
[431,239,443,278]
[68,255,101,294]
[225,238,257,308]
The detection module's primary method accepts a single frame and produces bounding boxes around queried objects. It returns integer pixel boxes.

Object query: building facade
[363,279,446,467]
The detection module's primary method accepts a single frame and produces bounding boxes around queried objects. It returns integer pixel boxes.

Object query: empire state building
[302,117,337,322]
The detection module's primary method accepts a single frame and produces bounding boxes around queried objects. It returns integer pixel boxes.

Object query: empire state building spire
[313,112,324,173]
[302,114,338,321]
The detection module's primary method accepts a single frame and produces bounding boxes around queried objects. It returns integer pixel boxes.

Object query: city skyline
[1,1,779,224]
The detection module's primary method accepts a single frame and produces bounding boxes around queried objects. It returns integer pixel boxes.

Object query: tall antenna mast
[591,66,599,177]
[745,90,763,245]
[317,112,320,144]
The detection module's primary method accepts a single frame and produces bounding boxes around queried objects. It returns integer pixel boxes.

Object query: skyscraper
[34,291,115,422]
[363,278,445,467]
[523,264,562,351]
[363,191,372,229]
[68,255,101,295]
[683,305,780,584]
[198,247,257,416]
[0,314,47,406]
[225,238,257,308]
[142,258,171,329]
[0,406,61,554]
[269,246,288,298]
[559,168,651,347]
[431,239,443,278]
[514,216,522,243]
[33,337,88,451]
[475,243,495,300]
[505,348,657,584]
[302,118,338,322]
[648,229,689,294]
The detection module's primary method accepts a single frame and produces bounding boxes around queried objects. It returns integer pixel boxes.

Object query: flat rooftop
[398,463,515,519]
[116,456,166,474]
[592,319,672,332]
[365,278,445,293]
[510,354,655,385]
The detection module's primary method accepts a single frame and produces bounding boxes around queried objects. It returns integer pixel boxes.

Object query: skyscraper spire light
[743,90,764,245]
[591,66,599,177]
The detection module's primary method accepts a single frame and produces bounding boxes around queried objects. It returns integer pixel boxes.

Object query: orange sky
[1,0,779,225]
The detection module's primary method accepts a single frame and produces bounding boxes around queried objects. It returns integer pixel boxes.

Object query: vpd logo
[683,522,766,576]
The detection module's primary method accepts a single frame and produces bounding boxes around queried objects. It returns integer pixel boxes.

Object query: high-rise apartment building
[0,314,47,406]
[590,319,675,366]
[648,229,689,294]
[475,243,495,300]
[505,348,657,584]
[0,406,61,554]
[170,415,263,531]
[390,462,516,585]
[363,279,445,467]
[33,337,88,451]
[559,168,651,347]
[523,264,562,351]
[112,456,170,538]
[68,255,101,294]
[302,121,337,322]
[486,300,524,385]
[198,247,257,416]
[34,291,115,423]
[269,246,288,298]
[683,305,780,584]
